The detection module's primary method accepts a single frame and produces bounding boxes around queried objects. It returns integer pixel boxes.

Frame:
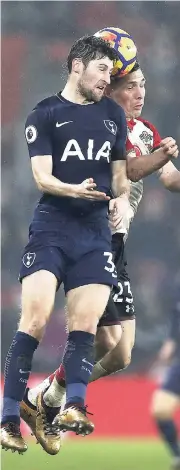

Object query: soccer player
[1,35,131,454]
[151,286,180,470]
[19,62,180,455]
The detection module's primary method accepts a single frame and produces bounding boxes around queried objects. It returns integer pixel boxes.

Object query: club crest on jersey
[104,120,117,135]
[25,126,38,144]
[139,131,153,152]
[22,252,36,268]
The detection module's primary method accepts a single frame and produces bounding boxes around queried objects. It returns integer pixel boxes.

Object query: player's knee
[150,391,174,420]
[19,299,51,340]
[95,326,120,361]
[67,285,111,334]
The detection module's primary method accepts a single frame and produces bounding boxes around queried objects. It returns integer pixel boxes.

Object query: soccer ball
[94,27,137,77]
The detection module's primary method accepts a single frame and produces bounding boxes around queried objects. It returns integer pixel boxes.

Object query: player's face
[77,57,113,103]
[109,69,146,119]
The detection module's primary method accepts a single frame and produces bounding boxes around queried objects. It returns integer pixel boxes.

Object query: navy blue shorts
[161,361,180,396]
[98,234,135,327]
[19,208,117,294]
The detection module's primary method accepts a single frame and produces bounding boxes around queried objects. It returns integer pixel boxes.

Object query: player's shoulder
[102,96,125,126]
[32,95,60,114]
[103,96,124,114]
[26,95,61,126]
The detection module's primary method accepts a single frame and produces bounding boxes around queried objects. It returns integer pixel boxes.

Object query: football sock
[2,332,38,424]
[63,331,94,407]
[156,419,180,457]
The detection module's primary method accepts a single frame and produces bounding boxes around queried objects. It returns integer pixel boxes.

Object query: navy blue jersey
[25,93,127,218]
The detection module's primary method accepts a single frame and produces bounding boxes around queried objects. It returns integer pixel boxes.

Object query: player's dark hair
[110,61,141,89]
[67,35,119,73]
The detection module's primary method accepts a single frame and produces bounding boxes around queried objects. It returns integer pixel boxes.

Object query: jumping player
[19,62,180,455]
[1,35,130,454]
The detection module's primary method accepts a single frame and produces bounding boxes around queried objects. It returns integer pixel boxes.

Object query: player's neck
[61,81,93,106]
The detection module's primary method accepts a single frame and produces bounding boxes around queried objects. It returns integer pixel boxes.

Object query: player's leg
[91,318,135,380]
[50,283,111,436]
[151,363,180,469]
[90,268,136,380]
[0,270,58,453]
[21,284,133,414]
[44,248,117,436]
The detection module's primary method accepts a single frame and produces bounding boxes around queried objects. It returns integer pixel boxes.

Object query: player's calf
[92,319,135,376]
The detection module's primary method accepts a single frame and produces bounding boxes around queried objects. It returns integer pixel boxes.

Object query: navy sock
[2,331,39,425]
[62,330,95,407]
[156,419,180,457]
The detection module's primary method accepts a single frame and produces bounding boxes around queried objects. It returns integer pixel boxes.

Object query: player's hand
[160,137,179,159]
[157,339,176,363]
[73,178,110,201]
[109,196,132,229]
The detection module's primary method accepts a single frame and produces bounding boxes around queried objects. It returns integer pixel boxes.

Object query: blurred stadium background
[1,2,180,469]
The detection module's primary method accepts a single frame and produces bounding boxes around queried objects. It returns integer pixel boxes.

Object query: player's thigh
[19,270,58,337]
[151,389,180,418]
[112,274,135,321]
[67,284,111,334]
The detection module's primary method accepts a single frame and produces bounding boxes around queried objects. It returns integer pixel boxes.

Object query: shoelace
[44,423,60,436]
[41,412,60,436]
[6,423,21,437]
[70,405,93,417]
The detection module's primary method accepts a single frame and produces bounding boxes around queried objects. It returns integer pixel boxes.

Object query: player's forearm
[126,149,172,182]
[36,172,76,198]
[111,173,130,199]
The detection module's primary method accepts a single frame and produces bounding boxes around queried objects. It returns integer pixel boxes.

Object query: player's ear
[72,58,83,75]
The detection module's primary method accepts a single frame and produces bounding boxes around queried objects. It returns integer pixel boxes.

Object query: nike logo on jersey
[56,121,73,128]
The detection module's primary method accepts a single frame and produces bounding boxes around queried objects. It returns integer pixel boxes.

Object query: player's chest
[51,107,117,160]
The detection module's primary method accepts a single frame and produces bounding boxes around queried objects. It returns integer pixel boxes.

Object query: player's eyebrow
[127,77,146,85]
[98,63,109,69]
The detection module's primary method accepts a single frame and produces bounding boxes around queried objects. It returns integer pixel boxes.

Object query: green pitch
[2,439,170,470]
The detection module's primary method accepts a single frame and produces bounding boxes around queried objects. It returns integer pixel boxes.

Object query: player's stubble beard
[77,79,102,104]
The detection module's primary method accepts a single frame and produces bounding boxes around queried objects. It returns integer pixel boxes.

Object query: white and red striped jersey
[115,117,161,238]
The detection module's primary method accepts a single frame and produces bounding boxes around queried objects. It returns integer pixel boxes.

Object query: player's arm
[110,108,131,225]
[158,161,180,192]
[126,137,179,182]
[25,108,109,201]
[31,156,109,201]
[111,160,130,197]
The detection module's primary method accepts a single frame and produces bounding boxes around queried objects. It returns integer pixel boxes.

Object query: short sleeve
[143,120,161,152]
[25,106,52,158]
[111,107,127,161]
